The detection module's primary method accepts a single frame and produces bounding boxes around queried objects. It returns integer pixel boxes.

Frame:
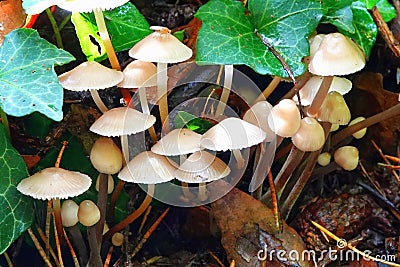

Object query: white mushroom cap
[174,150,231,183]
[57,0,129,12]
[151,128,202,156]
[308,32,366,76]
[78,200,101,227]
[294,76,352,106]
[58,61,124,91]
[200,117,266,151]
[316,91,351,125]
[118,151,177,184]
[291,117,326,152]
[61,200,79,227]
[334,146,359,171]
[267,99,301,137]
[118,60,157,88]
[90,137,123,175]
[243,101,275,142]
[129,26,192,63]
[17,167,92,200]
[89,107,156,137]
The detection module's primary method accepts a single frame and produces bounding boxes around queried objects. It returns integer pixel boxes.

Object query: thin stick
[53,213,64,267]
[130,208,170,258]
[3,251,13,267]
[208,250,225,267]
[27,228,53,267]
[109,180,125,221]
[267,171,282,232]
[93,9,121,70]
[103,246,114,267]
[55,141,68,168]
[138,206,152,234]
[371,140,400,182]
[254,76,281,103]
[104,184,155,240]
[311,221,400,267]
[36,225,60,266]
[62,229,80,267]
[385,154,400,163]
[45,8,64,49]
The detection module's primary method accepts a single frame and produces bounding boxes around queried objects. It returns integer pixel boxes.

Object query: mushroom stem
[104,184,155,240]
[95,173,108,245]
[139,87,158,143]
[157,62,170,132]
[232,149,245,169]
[215,64,233,116]
[108,180,125,222]
[93,8,120,71]
[198,183,208,202]
[66,225,89,266]
[120,135,129,163]
[331,103,400,146]
[179,155,195,200]
[307,76,334,117]
[90,90,108,113]
[52,198,65,263]
[254,76,281,103]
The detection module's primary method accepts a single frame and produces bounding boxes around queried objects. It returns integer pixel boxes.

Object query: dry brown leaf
[209,180,312,267]
[0,0,27,45]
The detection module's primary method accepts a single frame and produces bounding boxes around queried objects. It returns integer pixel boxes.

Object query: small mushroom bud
[78,200,101,227]
[334,146,359,171]
[61,200,79,227]
[111,232,124,247]
[317,152,331,166]
[268,99,301,137]
[90,137,123,175]
[95,174,114,194]
[348,117,367,139]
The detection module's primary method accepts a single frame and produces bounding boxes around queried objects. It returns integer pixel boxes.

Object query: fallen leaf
[0,0,26,45]
[209,180,312,267]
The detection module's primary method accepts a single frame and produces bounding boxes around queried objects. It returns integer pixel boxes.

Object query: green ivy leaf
[321,0,355,33]
[376,0,396,22]
[195,0,323,76]
[358,0,379,9]
[339,1,377,58]
[0,29,75,121]
[0,124,33,254]
[71,2,151,61]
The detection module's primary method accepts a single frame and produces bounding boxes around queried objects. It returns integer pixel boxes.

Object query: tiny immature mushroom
[334,146,359,171]
[58,61,123,113]
[61,199,79,228]
[348,117,367,139]
[317,152,331,167]
[129,26,193,132]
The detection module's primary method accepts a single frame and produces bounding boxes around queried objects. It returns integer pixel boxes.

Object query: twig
[53,216,64,267]
[371,140,400,181]
[3,251,13,267]
[267,171,282,232]
[311,221,400,267]
[103,246,114,267]
[27,228,53,267]
[385,154,400,163]
[130,208,170,258]
[63,228,80,267]
[138,206,152,234]
[371,6,400,57]
[45,8,64,49]
[36,225,60,266]
[208,250,226,267]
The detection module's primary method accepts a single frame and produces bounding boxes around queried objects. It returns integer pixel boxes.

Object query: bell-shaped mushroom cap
[308,32,366,76]
[118,60,157,88]
[200,117,266,151]
[129,26,192,64]
[348,117,367,139]
[90,107,156,137]
[243,101,275,142]
[291,117,326,152]
[316,91,351,125]
[90,137,123,175]
[317,152,331,167]
[118,151,177,184]
[58,61,124,91]
[61,200,79,227]
[267,99,301,137]
[17,167,92,200]
[151,128,202,156]
[294,76,352,106]
[78,200,101,227]
[334,146,359,171]
[57,0,129,12]
[174,150,231,183]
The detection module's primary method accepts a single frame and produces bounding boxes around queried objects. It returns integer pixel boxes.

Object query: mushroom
[201,117,267,169]
[307,32,365,117]
[78,200,101,227]
[267,99,301,138]
[291,117,325,152]
[334,146,359,171]
[129,26,193,132]
[174,150,231,201]
[61,200,79,228]
[111,232,124,247]
[118,60,158,142]
[316,91,351,125]
[348,117,367,139]
[58,61,124,113]
[317,152,331,167]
